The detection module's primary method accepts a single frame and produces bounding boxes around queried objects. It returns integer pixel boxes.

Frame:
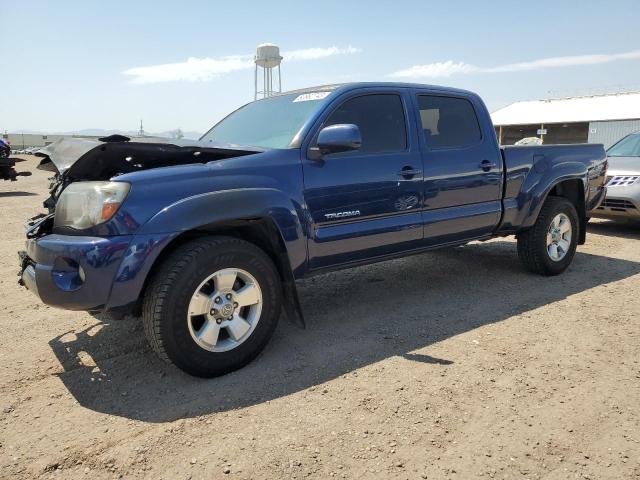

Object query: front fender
[106,188,307,310]
[141,187,300,235]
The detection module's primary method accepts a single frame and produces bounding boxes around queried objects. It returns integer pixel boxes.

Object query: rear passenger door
[413,91,503,245]
[302,90,424,269]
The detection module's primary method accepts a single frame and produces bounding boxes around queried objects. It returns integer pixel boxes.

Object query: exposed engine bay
[22,135,261,239]
[35,135,262,214]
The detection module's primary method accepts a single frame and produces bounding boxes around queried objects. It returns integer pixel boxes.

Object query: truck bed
[498,143,607,233]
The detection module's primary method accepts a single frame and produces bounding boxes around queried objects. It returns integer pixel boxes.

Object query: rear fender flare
[520,165,588,230]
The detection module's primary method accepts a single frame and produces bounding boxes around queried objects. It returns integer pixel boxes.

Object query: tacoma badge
[324,210,361,219]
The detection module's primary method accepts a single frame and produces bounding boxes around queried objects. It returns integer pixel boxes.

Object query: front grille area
[607,175,640,187]
[597,198,637,211]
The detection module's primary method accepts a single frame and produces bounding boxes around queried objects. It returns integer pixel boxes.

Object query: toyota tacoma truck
[18,83,607,377]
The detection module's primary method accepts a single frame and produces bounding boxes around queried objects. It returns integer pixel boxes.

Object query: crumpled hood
[36,138,103,175]
[36,136,264,179]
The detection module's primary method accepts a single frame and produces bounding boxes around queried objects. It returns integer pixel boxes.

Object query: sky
[1,0,640,136]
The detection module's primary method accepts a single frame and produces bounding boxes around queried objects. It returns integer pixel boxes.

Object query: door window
[417,95,481,149]
[323,94,407,153]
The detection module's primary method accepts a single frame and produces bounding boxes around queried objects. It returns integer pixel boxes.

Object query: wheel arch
[126,217,306,326]
[546,179,586,244]
[106,188,308,324]
[142,217,292,295]
[522,177,587,244]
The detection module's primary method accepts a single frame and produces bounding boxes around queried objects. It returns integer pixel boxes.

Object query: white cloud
[485,50,640,73]
[283,46,361,61]
[390,61,478,79]
[123,46,361,84]
[123,57,254,84]
[390,49,640,79]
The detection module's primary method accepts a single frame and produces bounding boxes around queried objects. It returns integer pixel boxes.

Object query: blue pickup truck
[19,83,607,377]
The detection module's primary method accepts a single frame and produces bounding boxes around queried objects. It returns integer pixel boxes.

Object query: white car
[514,137,543,146]
[590,132,640,222]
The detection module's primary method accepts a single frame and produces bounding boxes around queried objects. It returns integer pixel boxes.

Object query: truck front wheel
[517,196,579,276]
[142,236,282,377]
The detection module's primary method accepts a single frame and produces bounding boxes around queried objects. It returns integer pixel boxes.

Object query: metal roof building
[491,92,640,148]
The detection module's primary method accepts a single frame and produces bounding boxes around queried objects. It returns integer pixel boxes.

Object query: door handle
[479,160,497,171]
[397,167,422,178]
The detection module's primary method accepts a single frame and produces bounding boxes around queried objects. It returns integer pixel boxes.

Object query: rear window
[323,94,407,154]
[417,95,481,149]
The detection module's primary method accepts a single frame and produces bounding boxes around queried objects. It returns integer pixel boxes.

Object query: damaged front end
[35,134,262,214]
[17,214,54,290]
[18,134,263,311]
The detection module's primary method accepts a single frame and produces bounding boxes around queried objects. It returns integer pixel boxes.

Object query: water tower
[254,43,282,100]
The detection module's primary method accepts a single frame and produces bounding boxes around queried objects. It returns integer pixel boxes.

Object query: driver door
[302,90,424,270]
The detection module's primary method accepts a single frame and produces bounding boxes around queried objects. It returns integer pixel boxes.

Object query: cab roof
[268,82,476,99]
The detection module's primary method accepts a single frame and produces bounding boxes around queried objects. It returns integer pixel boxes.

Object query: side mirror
[316,124,361,156]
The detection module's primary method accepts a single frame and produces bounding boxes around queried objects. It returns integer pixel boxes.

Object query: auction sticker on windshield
[293,92,331,102]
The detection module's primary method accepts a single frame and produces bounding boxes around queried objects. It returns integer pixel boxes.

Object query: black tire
[142,236,282,377]
[517,196,579,276]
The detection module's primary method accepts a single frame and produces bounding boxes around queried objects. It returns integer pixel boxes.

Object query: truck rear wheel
[142,236,282,377]
[517,196,579,276]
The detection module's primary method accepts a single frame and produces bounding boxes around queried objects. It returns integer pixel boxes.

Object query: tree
[170,128,184,140]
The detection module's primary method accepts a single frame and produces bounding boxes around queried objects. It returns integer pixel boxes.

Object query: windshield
[200,91,331,149]
[607,133,640,157]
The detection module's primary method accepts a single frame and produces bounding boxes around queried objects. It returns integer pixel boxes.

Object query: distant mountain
[71,128,204,140]
[10,128,203,140]
[72,128,140,137]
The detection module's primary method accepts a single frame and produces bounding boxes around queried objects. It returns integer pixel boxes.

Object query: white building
[491,91,640,148]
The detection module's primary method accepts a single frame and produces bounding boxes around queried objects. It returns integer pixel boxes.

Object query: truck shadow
[587,219,640,240]
[48,240,640,423]
[0,191,38,197]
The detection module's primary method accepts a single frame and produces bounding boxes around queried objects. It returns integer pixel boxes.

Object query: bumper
[19,234,132,311]
[589,188,640,219]
[19,230,179,312]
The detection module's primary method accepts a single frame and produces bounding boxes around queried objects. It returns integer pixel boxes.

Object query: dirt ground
[0,154,639,480]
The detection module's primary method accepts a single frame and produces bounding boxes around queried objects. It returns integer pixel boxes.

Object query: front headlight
[54,181,130,230]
